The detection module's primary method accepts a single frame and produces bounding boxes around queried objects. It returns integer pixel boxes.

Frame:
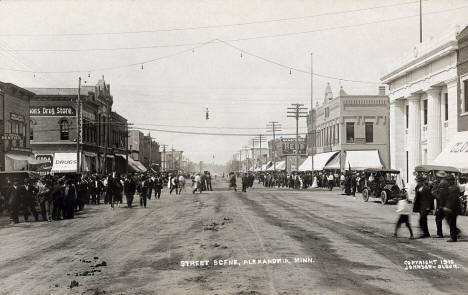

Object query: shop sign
[82,110,96,121]
[30,106,76,117]
[1,133,23,140]
[449,141,468,153]
[36,154,53,164]
[10,113,25,122]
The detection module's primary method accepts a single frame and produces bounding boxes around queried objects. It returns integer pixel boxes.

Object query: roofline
[380,39,458,83]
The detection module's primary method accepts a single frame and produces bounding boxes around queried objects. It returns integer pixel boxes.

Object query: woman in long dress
[311,173,318,188]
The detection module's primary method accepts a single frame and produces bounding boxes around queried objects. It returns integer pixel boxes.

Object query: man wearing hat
[440,175,461,242]
[413,174,434,238]
[432,170,450,238]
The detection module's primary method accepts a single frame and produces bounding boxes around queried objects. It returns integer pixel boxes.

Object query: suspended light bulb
[289,68,292,75]
[141,64,144,70]
[88,73,90,78]
[33,73,36,78]
[240,52,243,58]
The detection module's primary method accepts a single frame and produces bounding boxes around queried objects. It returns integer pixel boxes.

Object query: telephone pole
[310,52,315,171]
[242,145,250,172]
[171,144,175,170]
[251,134,266,171]
[161,144,168,171]
[287,103,308,171]
[266,122,282,171]
[76,77,81,173]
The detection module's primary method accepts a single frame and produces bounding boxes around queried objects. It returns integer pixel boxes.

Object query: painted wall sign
[30,106,76,117]
[10,113,25,122]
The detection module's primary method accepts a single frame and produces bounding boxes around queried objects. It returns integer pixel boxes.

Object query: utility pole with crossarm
[287,104,308,171]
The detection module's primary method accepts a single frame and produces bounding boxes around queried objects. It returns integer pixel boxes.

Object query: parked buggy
[360,168,406,204]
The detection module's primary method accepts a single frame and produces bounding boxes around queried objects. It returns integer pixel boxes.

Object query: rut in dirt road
[235,190,468,295]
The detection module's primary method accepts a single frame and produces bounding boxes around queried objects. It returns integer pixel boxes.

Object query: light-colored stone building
[304,83,390,171]
[381,25,467,185]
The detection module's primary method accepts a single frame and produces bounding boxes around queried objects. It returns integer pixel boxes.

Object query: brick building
[0,82,35,171]
[28,77,129,174]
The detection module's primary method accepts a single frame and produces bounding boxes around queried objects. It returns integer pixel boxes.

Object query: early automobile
[360,168,406,204]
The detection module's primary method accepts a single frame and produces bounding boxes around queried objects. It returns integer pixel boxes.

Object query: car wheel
[380,190,388,205]
[362,188,369,202]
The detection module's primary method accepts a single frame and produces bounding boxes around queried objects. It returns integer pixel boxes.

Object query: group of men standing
[413,171,463,242]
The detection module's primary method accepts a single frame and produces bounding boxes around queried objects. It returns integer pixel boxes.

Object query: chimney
[378,86,386,96]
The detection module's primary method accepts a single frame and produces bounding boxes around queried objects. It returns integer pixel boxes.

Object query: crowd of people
[251,170,367,195]
[0,170,214,225]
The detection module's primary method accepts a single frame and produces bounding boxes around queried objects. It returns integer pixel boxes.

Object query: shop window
[60,120,69,140]
[365,122,373,143]
[346,122,354,143]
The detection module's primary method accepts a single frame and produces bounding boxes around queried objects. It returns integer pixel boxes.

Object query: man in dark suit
[242,173,248,192]
[20,178,39,222]
[413,175,434,238]
[444,175,461,242]
[8,180,20,224]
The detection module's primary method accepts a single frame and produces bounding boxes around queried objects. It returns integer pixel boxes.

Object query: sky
[0,0,467,164]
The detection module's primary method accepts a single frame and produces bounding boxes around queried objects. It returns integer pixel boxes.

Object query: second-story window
[365,122,373,143]
[60,120,69,140]
[346,122,354,143]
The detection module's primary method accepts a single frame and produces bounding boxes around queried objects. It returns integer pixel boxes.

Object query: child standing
[394,195,414,239]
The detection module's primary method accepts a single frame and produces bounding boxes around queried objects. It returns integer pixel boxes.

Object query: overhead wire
[3,3,462,53]
[0,4,465,84]
[0,1,419,37]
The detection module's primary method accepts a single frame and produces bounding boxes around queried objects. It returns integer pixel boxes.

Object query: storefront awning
[345,150,383,170]
[129,157,147,172]
[299,151,339,171]
[276,160,286,170]
[432,131,468,173]
[6,152,31,161]
[51,153,77,173]
[83,151,97,157]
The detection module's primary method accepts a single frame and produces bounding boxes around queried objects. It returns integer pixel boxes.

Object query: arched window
[60,120,69,140]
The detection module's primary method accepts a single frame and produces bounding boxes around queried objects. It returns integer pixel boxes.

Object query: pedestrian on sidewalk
[394,194,414,239]
[140,177,148,208]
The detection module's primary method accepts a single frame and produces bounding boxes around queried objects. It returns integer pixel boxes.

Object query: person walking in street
[242,173,248,192]
[154,175,163,199]
[139,177,148,208]
[8,180,20,224]
[37,179,52,222]
[394,194,414,239]
[63,179,77,219]
[206,173,213,191]
[439,175,461,242]
[413,175,434,238]
[124,175,136,207]
[170,174,179,195]
[20,178,39,222]
[193,173,201,194]
[327,173,334,191]
[178,174,185,194]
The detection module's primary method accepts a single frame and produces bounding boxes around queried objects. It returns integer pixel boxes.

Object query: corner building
[381,25,468,186]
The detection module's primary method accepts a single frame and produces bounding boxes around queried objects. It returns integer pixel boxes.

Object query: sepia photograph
[0,0,468,294]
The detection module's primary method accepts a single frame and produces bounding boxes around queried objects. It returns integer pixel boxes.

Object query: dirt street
[1,182,467,295]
